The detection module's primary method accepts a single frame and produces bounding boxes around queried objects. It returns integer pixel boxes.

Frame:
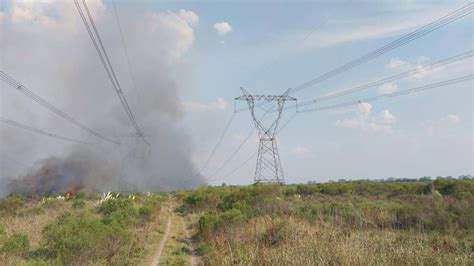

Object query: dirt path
[180,214,200,265]
[150,198,201,265]
[150,208,172,266]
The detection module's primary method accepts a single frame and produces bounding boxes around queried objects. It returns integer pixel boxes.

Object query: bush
[97,198,134,216]
[71,199,86,209]
[97,199,137,227]
[41,198,64,209]
[0,233,30,258]
[42,211,132,264]
[138,205,153,222]
[198,214,220,240]
[0,224,6,242]
[0,195,25,216]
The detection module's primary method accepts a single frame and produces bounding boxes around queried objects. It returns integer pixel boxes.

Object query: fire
[64,184,76,201]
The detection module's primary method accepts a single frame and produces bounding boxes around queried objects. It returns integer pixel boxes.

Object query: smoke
[0,0,206,196]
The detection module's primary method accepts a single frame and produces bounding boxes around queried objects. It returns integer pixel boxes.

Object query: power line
[299,74,473,113]
[276,74,473,134]
[235,2,345,113]
[206,128,255,180]
[74,0,149,146]
[111,0,142,104]
[283,50,474,110]
[209,149,258,183]
[226,3,472,184]
[198,112,237,174]
[0,71,119,145]
[0,117,92,146]
[290,3,474,94]
[276,112,298,134]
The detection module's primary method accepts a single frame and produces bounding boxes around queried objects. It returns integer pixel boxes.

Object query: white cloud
[143,9,198,59]
[385,56,443,80]
[7,0,105,27]
[335,119,360,129]
[378,83,398,95]
[178,9,199,27]
[358,102,372,119]
[335,103,397,134]
[213,21,232,36]
[182,97,228,112]
[441,114,460,125]
[292,6,453,51]
[374,110,397,124]
[291,145,311,156]
[387,58,407,69]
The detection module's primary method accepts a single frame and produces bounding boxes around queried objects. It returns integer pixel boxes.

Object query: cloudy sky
[1,0,473,187]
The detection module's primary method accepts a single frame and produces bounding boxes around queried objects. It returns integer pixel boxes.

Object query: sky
[0,0,473,188]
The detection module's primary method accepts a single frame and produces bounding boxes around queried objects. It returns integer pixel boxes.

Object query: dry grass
[0,194,169,265]
[203,215,473,265]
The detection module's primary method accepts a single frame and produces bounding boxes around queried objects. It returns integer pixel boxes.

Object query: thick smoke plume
[0,1,206,197]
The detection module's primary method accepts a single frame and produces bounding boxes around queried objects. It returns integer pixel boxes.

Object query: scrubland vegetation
[178,177,474,265]
[0,192,166,265]
[0,177,473,265]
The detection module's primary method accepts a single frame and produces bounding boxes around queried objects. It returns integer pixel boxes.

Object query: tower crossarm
[235,95,296,101]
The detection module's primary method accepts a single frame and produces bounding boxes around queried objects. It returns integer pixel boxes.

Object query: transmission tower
[235,88,297,184]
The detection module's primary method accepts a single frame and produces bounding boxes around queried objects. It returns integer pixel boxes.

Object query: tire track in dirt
[180,214,200,265]
[150,208,172,266]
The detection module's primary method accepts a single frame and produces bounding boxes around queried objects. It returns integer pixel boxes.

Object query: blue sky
[167,0,473,184]
[0,0,472,187]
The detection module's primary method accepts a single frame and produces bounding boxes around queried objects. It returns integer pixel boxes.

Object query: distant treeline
[307,175,473,184]
[291,177,473,199]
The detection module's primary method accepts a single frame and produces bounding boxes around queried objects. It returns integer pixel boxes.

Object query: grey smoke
[0,1,206,196]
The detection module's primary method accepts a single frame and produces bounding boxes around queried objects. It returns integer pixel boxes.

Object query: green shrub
[71,199,85,209]
[220,208,246,225]
[260,221,289,247]
[97,198,134,216]
[0,224,6,242]
[41,198,64,209]
[97,199,137,227]
[138,205,153,222]
[42,211,132,263]
[195,242,212,256]
[198,214,220,240]
[17,206,46,217]
[0,195,25,216]
[0,233,30,257]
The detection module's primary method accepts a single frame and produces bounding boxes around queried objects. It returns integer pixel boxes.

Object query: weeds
[181,178,474,264]
[0,233,30,258]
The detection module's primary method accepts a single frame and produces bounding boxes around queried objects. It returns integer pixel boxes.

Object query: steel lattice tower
[235,88,297,184]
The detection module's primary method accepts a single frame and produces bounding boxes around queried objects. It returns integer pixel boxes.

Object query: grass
[0,177,472,265]
[0,193,166,265]
[178,178,474,265]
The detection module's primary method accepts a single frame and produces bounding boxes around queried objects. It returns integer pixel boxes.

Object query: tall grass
[180,178,474,265]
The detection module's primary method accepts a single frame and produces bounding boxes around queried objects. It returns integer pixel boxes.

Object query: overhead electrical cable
[111,0,142,104]
[283,50,474,110]
[198,112,237,174]
[211,3,472,182]
[206,128,255,180]
[276,112,298,134]
[239,1,353,113]
[0,71,119,145]
[299,75,473,113]
[209,149,258,182]
[290,3,474,94]
[74,0,149,146]
[0,117,92,146]
[236,3,473,113]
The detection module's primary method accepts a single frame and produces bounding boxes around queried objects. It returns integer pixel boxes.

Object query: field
[0,177,473,265]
